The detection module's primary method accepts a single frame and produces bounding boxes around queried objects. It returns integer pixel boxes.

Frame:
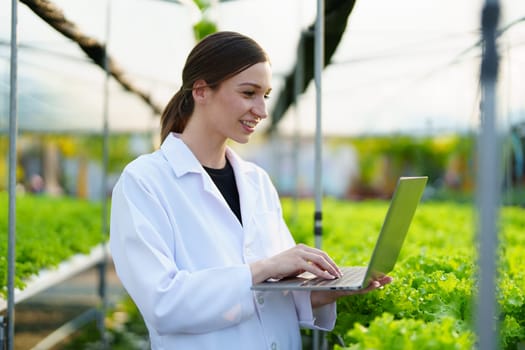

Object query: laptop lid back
[362,176,427,285]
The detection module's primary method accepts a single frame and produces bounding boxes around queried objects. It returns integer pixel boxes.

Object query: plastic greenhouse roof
[1,0,524,135]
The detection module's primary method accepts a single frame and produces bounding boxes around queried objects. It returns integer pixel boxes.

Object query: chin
[231,135,251,144]
[236,138,251,144]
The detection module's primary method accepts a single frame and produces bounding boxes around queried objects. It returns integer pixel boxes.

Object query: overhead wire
[324,29,481,94]
[334,29,479,66]
[331,15,525,86]
[323,15,525,135]
[0,41,178,129]
[0,39,91,64]
[0,42,178,88]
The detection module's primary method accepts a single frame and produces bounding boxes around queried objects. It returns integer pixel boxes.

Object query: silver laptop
[252,176,428,291]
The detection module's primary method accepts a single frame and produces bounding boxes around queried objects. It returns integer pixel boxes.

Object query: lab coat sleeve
[109,171,255,335]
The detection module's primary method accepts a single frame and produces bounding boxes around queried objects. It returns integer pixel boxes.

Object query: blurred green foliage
[0,133,151,192]
[76,134,144,173]
[0,192,103,294]
[192,0,217,41]
[330,134,476,196]
[193,0,210,11]
[61,296,149,350]
[193,19,217,41]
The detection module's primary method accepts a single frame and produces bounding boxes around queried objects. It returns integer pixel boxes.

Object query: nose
[251,96,268,120]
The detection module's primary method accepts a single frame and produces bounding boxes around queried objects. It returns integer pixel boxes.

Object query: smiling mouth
[241,120,258,128]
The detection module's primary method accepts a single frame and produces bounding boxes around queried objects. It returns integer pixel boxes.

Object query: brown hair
[160,31,270,142]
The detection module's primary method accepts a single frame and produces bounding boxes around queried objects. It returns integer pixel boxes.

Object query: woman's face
[204,61,272,144]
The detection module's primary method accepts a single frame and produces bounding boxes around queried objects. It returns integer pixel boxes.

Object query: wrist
[311,291,340,308]
[250,259,271,285]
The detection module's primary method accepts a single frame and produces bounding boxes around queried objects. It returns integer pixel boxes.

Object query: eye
[243,91,255,97]
[264,93,271,100]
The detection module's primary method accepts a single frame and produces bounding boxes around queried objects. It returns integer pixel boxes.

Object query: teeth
[242,120,256,128]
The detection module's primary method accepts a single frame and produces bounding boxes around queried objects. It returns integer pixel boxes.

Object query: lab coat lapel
[161,134,260,224]
[226,148,259,227]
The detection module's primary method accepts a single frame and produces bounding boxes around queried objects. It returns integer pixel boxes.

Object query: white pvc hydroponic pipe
[0,244,110,313]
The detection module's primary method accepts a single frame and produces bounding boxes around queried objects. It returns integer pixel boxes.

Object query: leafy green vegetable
[282,198,525,349]
[338,313,474,350]
[0,192,104,295]
[2,193,524,349]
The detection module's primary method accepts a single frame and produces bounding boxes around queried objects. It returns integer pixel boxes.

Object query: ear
[192,80,208,104]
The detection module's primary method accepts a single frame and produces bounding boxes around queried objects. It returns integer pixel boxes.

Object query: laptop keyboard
[300,266,367,287]
[340,266,367,284]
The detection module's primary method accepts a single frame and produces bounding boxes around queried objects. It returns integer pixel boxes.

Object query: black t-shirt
[203,158,242,225]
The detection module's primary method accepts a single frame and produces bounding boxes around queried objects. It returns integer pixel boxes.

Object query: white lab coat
[109,133,336,350]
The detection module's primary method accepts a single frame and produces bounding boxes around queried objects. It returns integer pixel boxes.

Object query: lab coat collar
[160,133,218,195]
[160,133,260,225]
[160,133,204,177]
[160,133,257,178]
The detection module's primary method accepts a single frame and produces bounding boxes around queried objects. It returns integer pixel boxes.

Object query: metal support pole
[476,1,500,349]
[314,0,324,251]
[313,0,324,349]
[292,33,304,224]
[7,0,18,349]
[0,316,6,350]
[98,1,112,348]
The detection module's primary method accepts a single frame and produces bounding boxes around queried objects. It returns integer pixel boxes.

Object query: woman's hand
[310,275,393,308]
[250,244,342,285]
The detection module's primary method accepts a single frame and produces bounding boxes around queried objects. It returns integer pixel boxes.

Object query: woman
[110,31,391,350]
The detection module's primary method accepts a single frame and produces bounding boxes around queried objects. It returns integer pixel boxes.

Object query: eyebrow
[238,82,272,93]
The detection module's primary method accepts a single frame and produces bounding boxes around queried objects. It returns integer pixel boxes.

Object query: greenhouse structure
[2,0,525,349]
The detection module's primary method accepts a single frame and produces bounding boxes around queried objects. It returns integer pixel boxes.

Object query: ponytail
[160,87,195,142]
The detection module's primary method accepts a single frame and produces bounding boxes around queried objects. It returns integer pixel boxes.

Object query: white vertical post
[292,34,304,223]
[477,0,500,349]
[7,0,18,349]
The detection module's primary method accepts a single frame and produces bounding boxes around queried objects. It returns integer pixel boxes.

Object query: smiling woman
[109,31,390,350]
[159,31,271,143]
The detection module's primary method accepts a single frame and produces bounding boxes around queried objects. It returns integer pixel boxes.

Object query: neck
[180,122,227,169]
